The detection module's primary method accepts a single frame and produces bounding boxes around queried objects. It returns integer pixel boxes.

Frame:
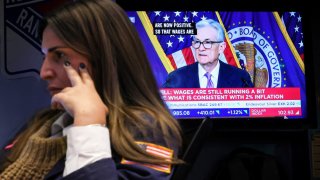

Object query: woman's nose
[40,58,54,80]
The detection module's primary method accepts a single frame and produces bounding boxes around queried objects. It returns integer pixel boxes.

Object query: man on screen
[162,19,253,88]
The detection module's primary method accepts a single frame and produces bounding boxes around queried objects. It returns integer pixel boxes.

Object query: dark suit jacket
[44,115,178,180]
[45,157,173,180]
[162,61,253,88]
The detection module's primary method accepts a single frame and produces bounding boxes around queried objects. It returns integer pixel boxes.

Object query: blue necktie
[205,72,214,88]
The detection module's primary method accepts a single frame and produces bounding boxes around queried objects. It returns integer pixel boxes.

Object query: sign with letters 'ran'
[1,0,69,79]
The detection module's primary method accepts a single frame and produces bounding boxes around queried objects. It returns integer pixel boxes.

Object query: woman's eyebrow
[42,46,68,54]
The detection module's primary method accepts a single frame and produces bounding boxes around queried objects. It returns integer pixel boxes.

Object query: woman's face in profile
[40,26,93,96]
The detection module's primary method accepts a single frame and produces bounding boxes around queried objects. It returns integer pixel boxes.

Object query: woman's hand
[51,62,108,126]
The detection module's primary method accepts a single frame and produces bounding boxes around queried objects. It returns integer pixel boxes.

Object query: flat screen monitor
[122,2,317,129]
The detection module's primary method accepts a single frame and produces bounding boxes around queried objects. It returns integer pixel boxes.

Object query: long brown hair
[2,0,182,168]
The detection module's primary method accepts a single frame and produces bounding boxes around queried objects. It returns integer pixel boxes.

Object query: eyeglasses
[192,40,223,49]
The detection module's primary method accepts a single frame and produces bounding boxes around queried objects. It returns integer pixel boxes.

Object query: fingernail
[79,63,86,69]
[64,60,71,66]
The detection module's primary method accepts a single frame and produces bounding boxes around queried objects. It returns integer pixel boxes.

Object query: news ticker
[160,88,302,118]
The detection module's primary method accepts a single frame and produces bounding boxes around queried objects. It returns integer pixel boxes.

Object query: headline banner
[160,88,301,118]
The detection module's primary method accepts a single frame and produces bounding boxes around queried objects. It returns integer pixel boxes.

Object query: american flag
[281,12,304,61]
[146,11,238,71]
[121,141,173,173]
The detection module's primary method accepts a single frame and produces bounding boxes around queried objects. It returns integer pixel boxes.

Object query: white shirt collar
[51,112,73,137]
[198,60,220,88]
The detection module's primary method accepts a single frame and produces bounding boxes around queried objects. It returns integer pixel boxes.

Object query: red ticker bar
[161,88,303,118]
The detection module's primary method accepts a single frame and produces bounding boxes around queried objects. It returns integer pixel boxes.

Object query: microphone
[241,78,251,87]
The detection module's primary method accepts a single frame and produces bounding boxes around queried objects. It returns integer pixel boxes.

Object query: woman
[0,0,182,179]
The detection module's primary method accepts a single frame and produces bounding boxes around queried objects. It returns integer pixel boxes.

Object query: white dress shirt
[51,112,111,176]
[198,61,220,88]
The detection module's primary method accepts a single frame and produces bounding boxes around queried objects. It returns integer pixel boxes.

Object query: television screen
[128,11,307,118]
[126,10,308,121]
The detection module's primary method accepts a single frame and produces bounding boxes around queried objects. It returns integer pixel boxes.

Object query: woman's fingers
[64,61,94,87]
[63,60,82,87]
[51,94,65,110]
[78,63,94,86]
